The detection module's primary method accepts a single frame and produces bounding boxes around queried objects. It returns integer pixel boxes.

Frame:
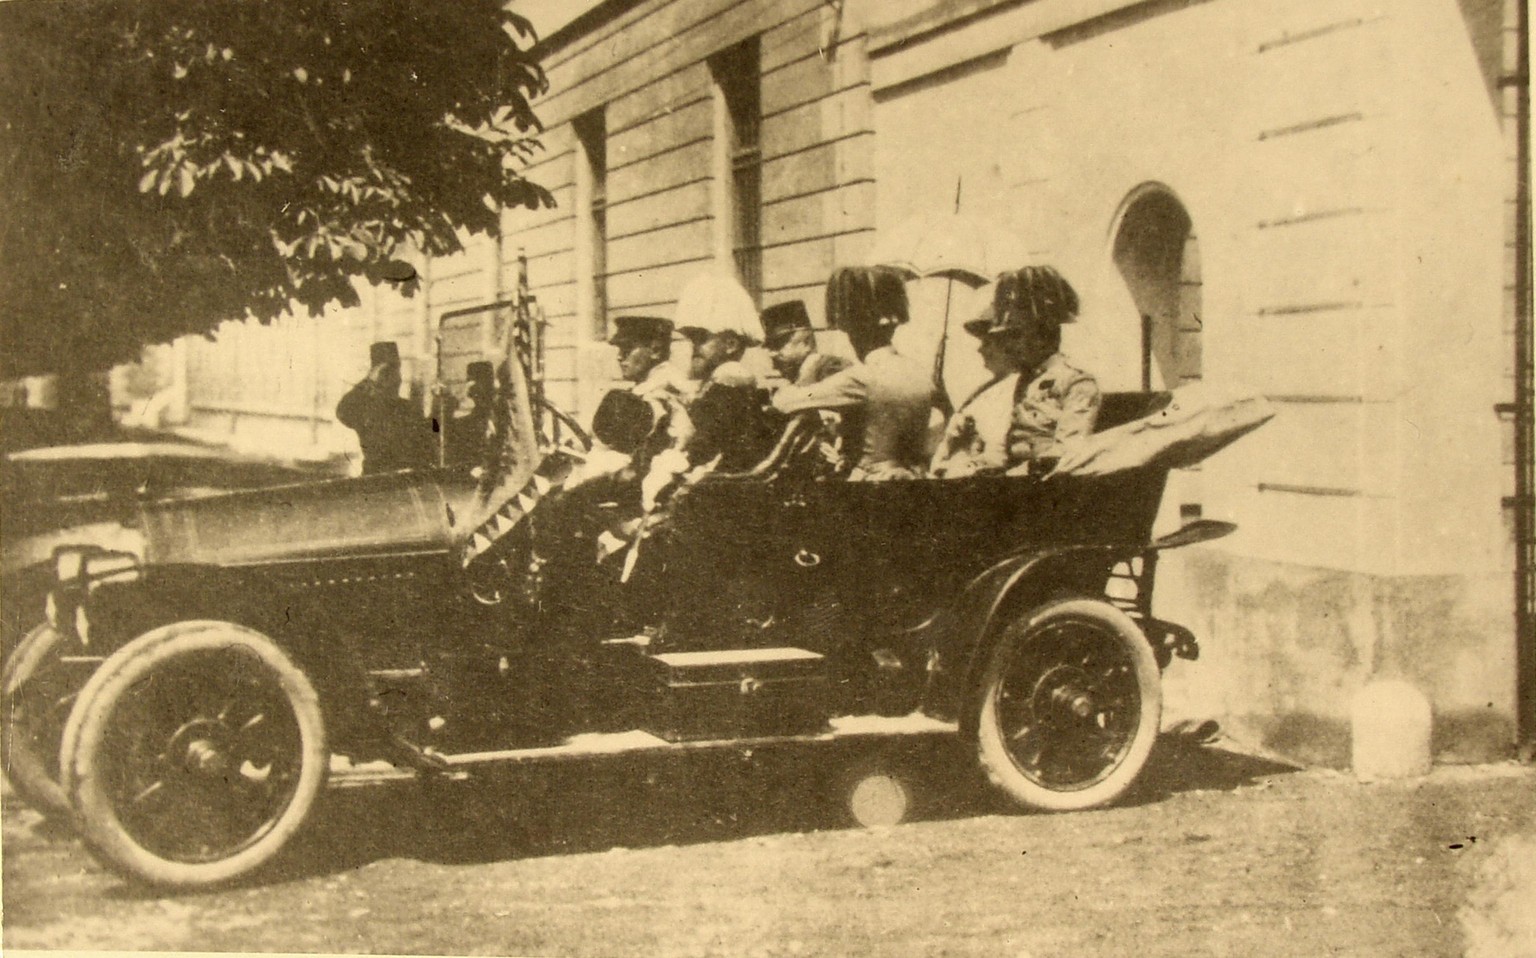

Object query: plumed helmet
[824,266,909,338]
[986,265,1079,336]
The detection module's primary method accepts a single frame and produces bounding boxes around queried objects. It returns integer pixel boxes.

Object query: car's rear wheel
[972,598,1160,812]
[59,622,327,889]
[2,622,87,819]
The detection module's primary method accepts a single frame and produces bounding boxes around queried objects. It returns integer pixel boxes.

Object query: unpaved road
[4,739,1534,957]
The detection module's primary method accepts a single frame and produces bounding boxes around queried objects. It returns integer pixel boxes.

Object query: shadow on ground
[208,732,1305,889]
[1131,735,1302,805]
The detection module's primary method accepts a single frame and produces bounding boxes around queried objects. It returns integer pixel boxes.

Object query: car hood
[2,520,146,576]
[139,471,480,568]
[130,327,550,571]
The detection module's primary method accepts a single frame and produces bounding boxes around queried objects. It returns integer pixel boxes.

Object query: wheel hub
[184,739,228,776]
[1031,665,1101,725]
[168,719,233,780]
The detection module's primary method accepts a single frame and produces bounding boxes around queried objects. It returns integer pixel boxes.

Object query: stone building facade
[164,0,1532,765]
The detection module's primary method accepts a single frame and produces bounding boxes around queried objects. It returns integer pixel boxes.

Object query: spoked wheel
[59,623,327,889]
[2,622,91,819]
[973,598,1160,812]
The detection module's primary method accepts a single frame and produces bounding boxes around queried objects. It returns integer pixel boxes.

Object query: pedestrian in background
[336,341,436,475]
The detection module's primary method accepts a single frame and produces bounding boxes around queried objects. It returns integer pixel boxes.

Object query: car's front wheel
[2,622,87,820]
[59,622,328,889]
[972,598,1160,812]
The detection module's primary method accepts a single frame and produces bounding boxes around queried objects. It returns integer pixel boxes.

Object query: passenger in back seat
[932,266,1100,477]
[771,267,931,481]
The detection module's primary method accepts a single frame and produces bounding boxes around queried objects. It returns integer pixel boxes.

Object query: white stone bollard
[1350,679,1432,781]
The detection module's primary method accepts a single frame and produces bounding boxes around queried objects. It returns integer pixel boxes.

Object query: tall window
[710,38,762,303]
[574,107,608,340]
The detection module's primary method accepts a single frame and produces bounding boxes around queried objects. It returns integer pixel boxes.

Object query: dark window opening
[1113,189,1202,390]
[575,107,608,340]
[711,38,762,303]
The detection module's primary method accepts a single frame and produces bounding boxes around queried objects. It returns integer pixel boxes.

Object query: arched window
[1112,186,1201,390]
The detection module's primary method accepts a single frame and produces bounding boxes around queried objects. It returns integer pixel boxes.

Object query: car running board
[330,712,958,786]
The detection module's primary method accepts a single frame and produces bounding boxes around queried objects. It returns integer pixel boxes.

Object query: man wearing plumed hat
[933,266,1100,477]
[335,340,437,475]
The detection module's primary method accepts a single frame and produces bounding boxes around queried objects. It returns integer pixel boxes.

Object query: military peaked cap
[608,315,674,347]
[760,300,813,348]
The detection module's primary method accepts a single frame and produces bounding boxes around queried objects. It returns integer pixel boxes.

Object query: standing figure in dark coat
[444,360,497,469]
[336,341,436,475]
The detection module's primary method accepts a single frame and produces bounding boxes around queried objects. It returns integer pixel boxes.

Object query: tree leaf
[1,0,549,377]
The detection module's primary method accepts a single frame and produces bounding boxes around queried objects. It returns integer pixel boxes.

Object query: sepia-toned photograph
[1,0,1533,954]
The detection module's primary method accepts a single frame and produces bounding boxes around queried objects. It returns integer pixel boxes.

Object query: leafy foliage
[0,0,553,378]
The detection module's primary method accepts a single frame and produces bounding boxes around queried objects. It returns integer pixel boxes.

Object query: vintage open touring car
[1,302,1257,891]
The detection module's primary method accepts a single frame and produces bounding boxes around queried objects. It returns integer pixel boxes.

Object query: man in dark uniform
[760,300,848,387]
[610,316,685,405]
[336,341,436,474]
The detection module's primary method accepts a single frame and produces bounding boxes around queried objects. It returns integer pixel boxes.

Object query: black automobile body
[1,441,328,660]
[7,324,1240,890]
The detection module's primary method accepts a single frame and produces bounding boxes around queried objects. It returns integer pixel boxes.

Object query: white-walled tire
[2,622,81,819]
[972,598,1161,812]
[59,622,327,889]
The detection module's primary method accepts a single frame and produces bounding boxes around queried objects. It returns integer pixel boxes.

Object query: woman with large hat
[931,266,1100,477]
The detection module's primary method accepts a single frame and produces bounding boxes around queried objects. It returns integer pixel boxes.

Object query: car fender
[917,518,1238,727]
[917,543,1131,728]
[67,572,369,717]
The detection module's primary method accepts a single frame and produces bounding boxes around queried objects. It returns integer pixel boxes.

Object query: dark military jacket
[336,382,436,475]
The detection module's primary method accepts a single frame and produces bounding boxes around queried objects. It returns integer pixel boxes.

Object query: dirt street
[3,738,1534,957]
